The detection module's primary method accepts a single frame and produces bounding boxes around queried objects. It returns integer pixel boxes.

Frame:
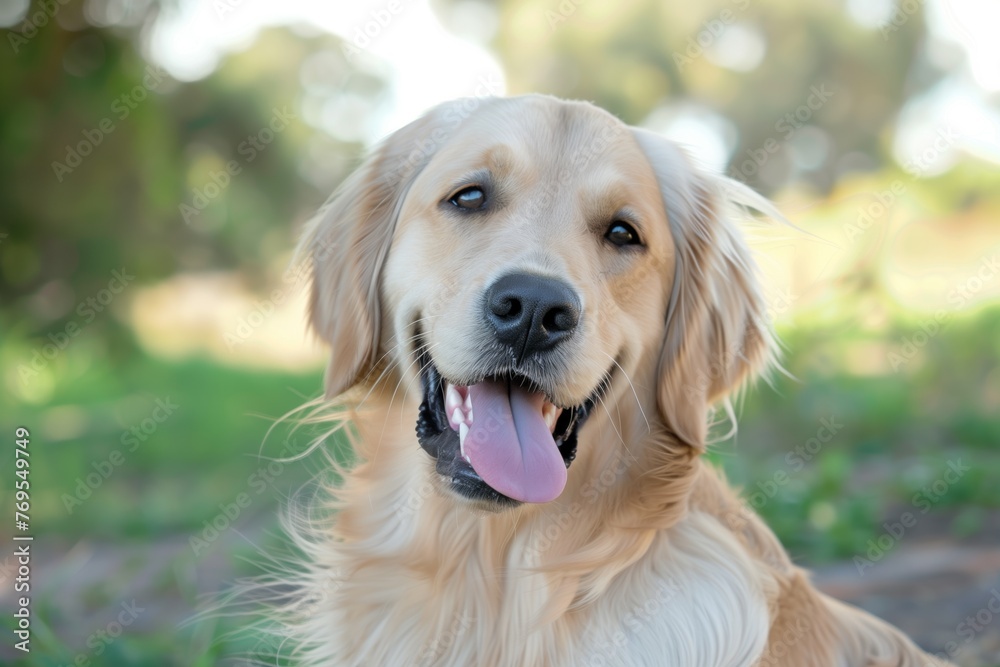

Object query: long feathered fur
[232,95,952,667]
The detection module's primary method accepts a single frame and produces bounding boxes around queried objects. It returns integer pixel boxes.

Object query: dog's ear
[302,102,463,399]
[631,128,778,449]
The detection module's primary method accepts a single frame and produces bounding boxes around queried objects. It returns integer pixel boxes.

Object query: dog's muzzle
[413,272,609,507]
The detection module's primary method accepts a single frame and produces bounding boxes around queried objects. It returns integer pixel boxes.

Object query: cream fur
[269,95,953,667]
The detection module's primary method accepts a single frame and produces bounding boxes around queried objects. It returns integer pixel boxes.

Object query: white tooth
[459,422,469,458]
[543,404,557,432]
[463,392,473,422]
[445,384,462,413]
[451,408,464,428]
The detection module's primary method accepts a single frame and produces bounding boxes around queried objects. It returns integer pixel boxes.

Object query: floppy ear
[302,102,463,399]
[631,128,779,449]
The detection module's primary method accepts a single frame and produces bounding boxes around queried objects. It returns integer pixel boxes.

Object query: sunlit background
[1,0,998,664]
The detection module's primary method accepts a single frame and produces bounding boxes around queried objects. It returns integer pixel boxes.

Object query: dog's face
[307,95,775,511]
[383,101,675,506]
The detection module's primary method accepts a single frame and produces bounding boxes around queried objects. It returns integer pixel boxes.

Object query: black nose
[483,272,581,362]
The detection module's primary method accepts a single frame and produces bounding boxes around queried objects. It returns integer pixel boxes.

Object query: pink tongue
[463,381,567,503]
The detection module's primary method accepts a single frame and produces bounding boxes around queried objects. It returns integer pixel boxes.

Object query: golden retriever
[280,95,952,666]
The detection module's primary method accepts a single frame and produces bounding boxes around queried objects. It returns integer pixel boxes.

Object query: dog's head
[306,95,775,511]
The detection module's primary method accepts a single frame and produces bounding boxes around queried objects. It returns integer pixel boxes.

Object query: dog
[279,95,952,666]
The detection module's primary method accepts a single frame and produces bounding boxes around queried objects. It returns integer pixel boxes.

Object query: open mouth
[414,344,610,507]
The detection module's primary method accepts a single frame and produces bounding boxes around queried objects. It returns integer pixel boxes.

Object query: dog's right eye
[605,221,642,247]
[448,186,486,210]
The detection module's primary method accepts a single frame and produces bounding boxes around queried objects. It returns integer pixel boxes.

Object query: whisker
[354,331,428,409]
[373,341,439,463]
[368,343,426,463]
[354,318,442,409]
[599,350,650,435]
[397,345,441,429]
[594,392,633,461]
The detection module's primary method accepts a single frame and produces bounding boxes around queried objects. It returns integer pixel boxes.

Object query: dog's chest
[570,544,772,667]
[335,513,770,667]
[567,523,772,667]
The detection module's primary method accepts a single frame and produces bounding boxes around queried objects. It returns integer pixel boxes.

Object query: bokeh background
[1,0,999,665]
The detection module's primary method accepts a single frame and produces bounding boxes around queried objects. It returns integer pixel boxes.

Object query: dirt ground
[813,539,1000,666]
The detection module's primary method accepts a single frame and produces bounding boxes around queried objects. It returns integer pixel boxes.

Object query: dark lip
[413,332,612,508]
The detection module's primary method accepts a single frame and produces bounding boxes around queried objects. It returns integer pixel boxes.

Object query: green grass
[2,351,326,538]
[709,306,1000,561]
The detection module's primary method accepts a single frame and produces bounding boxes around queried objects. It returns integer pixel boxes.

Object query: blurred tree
[436,0,935,193]
[0,2,381,341]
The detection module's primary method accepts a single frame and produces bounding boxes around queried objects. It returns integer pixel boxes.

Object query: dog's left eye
[605,221,642,247]
[449,186,486,210]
